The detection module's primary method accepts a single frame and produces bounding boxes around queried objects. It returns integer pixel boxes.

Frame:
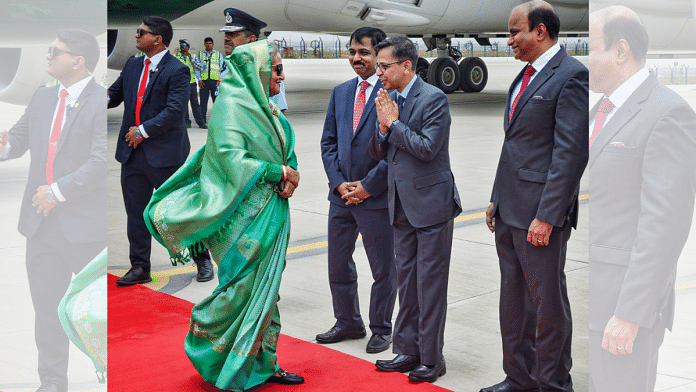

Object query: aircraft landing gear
[419,36,489,93]
[458,57,488,92]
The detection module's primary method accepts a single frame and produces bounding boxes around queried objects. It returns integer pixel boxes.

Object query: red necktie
[353,81,369,134]
[589,98,615,148]
[135,58,151,126]
[509,65,535,121]
[46,89,70,184]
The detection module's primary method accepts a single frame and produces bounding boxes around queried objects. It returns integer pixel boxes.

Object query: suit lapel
[505,67,526,129]
[589,75,657,164]
[354,79,382,138]
[401,76,421,123]
[144,52,169,102]
[508,50,566,128]
[56,79,95,155]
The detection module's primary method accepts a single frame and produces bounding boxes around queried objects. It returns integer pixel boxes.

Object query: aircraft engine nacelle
[0,47,55,106]
[108,29,138,72]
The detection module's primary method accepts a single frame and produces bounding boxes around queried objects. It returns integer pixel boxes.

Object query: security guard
[176,39,206,128]
[196,37,224,121]
[217,8,288,111]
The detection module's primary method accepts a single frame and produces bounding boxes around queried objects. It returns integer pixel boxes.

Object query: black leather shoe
[479,381,541,392]
[366,333,391,353]
[315,325,366,343]
[408,359,446,383]
[375,354,420,373]
[36,383,68,392]
[116,266,151,286]
[199,123,208,129]
[195,258,214,282]
[266,368,304,385]
[185,122,192,128]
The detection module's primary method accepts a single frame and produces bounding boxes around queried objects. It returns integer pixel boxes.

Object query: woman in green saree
[144,40,302,391]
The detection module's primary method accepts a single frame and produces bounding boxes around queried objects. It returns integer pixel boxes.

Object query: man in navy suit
[317,27,397,355]
[0,29,106,392]
[369,36,461,384]
[483,2,588,391]
[108,16,213,286]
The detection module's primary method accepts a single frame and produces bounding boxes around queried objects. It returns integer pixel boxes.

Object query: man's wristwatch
[134,128,142,140]
[45,187,55,203]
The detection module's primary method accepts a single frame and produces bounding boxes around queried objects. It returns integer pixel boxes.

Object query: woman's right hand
[283,166,300,188]
[279,180,296,198]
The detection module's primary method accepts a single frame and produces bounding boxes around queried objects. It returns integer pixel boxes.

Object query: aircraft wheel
[459,57,488,92]
[416,57,430,82]
[426,57,460,94]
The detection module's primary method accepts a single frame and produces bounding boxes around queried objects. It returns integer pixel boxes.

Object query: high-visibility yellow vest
[175,52,196,84]
[198,50,221,81]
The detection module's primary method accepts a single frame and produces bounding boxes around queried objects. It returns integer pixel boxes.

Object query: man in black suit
[369,36,461,383]
[0,29,106,392]
[317,27,397,354]
[483,1,588,391]
[108,16,213,286]
[588,7,696,391]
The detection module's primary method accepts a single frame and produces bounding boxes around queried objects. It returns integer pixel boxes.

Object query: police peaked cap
[220,8,267,37]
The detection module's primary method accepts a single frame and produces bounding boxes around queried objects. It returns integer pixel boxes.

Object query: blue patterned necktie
[397,95,405,116]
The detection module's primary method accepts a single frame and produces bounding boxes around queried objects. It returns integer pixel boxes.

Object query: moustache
[353,61,365,66]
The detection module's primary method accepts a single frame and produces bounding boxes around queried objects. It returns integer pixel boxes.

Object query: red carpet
[108,274,452,392]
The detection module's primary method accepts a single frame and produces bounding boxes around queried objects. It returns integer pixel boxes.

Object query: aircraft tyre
[426,57,460,94]
[416,57,430,82]
[458,57,487,92]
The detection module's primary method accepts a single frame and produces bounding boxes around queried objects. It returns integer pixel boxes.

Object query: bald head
[590,6,648,64]
[514,0,554,14]
[588,6,648,95]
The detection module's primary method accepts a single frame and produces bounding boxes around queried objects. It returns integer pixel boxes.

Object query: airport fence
[651,60,696,85]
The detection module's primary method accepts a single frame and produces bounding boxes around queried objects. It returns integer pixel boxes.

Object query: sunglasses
[272,63,283,75]
[180,43,189,47]
[136,28,160,37]
[48,46,81,58]
[374,59,407,71]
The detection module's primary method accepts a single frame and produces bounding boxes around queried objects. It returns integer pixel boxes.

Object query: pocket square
[609,142,625,147]
[532,95,545,100]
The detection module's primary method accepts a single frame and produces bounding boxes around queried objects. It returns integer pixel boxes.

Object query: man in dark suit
[483,2,588,391]
[108,16,213,286]
[0,29,106,392]
[588,7,696,391]
[369,36,461,384]
[317,27,397,354]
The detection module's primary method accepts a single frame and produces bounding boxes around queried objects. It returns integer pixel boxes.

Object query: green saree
[144,40,297,391]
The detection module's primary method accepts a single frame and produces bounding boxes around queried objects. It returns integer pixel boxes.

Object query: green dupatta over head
[144,40,297,391]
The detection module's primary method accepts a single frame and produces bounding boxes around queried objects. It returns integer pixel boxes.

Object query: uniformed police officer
[176,39,206,129]
[196,37,224,122]
[217,8,288,111]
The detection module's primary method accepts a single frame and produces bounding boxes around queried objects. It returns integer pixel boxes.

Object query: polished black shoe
[479,381,541,392]
[199,123,208,129]
[366,333,391,354]
[195,258,214,282]
[266,368,304,385]
[315,325,366,343]
[375,354,420,373]
[116,266,152,286]
[185,122,192,128]
[36,383,68,392]
[408,359,446,383]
